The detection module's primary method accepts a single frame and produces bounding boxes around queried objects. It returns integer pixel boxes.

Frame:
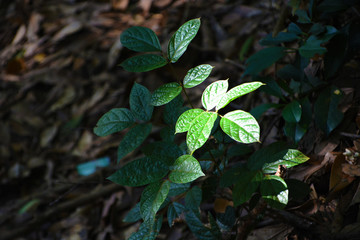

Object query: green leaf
[187,112,218,153]
[288,23,302,35]
[282,100,302,123]
[250,103,282,120]
[295,9,311,23]
[128,216,162,240]
[168,18,201,63]
[150,82,182,106]
[216,207,235,231]
[168,182,191,197]
[220,110,260,143]
[233,169,263,206]
[123,203,141,223]
[299,35,327,58]
[244,47,286,76]
[247,142,289,171]
[185,210,215,240]
[175,108,204,133]
[167,202,186,226]
[314,86,343,135]
[163,94,186,125]
[216,81,264,110]
[142,141,183,166]
[169,155,205,183]
[117,123,152,162]
[183,64,213,88]
[185,186,202,214]
[318,0,349,13]
[259,76,285,100]
[284,122,307,144]
[130,82,153,122]
[140,180,170,222]
[202,80,228,110]
[120,26,161,52]
[208,214,222,239]
[260,175,288,209]
[107,156,168,186]
[262,149,309,173]
[260,32,299,46]
[94,108,135,137]
[120,54,167,72]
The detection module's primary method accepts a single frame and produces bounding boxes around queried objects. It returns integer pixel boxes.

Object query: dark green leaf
[168,182,191,197]
[183,64,213,88]
[314,86,344,135]
[187,112,218,153]
[107,156,168,186]
[94,108,135,137]
[123,203,141,223]
[117,123,152,162]
[128,216,162,240]
[220,110,260,143]
[299,35,327,58]
[260,175,288,209]
[250,103,282,120]
[318,0,349,13]
[168,18,201,63]
[258,77,285,100]
[120,54,167,72]
[130,82,153,122]
[286,179,311,201]
[233,169,263,206]
[163,94,186,125]
[282,100,302,123]
[185,210,215,240]
[150,82,182,106]
[120,26,161,52]
[142,141,183,166]
[295,9,311,23]
[284,122,307,143]
[185,186,202,214]
[244,47,287,76]
[169,155,204,183]
[260,32,299,46]
[140,180,170,222]
[288,23,302,35]
[208,213,222,239]
[167,202,186,226]
[216,206,235,231]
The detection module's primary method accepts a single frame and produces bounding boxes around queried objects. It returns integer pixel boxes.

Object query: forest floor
[1,0,360,239]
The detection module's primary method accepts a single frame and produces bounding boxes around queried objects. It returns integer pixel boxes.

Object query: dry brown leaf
[50,85,76,112]
[40,125,58,148]
[342,164,360,177]
[329,154,354,193]
[111,0,129,10]
[52,21,83,42]
[214,198,233,213]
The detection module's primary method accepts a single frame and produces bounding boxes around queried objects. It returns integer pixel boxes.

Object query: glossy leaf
[220,110,260,143]
[169,155,205,183]
[202,80,228,110]
[120,26,161,52]
[282,100,302,123]
[94,108,135,137]
[167,202,186,226]
[130,82,153,122]
[183,64,213,88]
[216,81,264,110]
[120,54,167,72]
[233,170,263,206]
[187,112,218,153]
[140,180,170,222]
[299,35,327,58]
[262,149,309,173]
[107,157,168,186]
[260,175,288,209]
[175,108,204,133]
[244,47,286,76]
[117,123,152,162]
[314,86,343,135]
[168,18,201,63]
[150,82,182,106]
[128,216,162,240]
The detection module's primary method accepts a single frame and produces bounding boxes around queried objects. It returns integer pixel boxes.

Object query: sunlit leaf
[220,110,260,143]
[169,155,204,183]
[202,80,228,110]
[130,82,153,121]
[94,108,135,136]
[260,175,288,209]
[121,26,161,52]
[120,54,167,72]
[140,180,170,222]
[183,64,213,88]
[187,112,218,153]
[216,81,264,110]
[107,157,168,186]
[168,18,201,63]
[117,123,152,162]
[150,82,182,106]
[262,149,309,173]
[175,108,204,133]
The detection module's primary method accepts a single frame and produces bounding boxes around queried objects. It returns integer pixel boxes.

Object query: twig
[339,132,360,139]
[0,183,123,240]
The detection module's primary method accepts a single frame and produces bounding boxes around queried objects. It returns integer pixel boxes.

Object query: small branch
[339,132,360,139]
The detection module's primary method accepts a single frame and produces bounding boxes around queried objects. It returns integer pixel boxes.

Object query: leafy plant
[94,18,310,239]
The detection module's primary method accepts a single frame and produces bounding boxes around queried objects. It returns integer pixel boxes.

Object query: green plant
[94,18,309,239]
